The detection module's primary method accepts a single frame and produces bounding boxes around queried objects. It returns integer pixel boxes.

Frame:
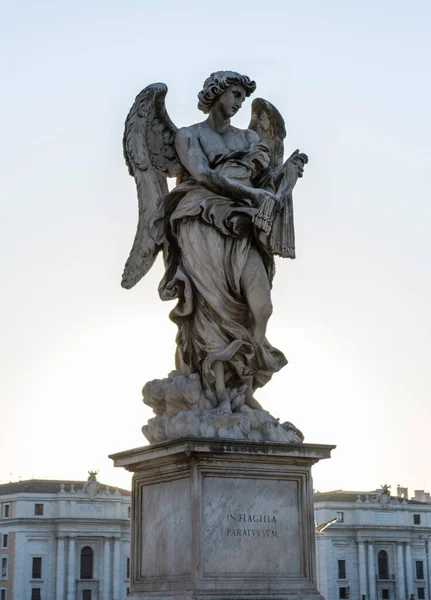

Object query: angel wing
[121,83,183,289]
[249,98,308,259]
[248,97,286,171]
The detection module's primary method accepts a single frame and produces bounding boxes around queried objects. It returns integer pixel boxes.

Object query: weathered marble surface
[142,371,304,444]
[140,477,191,578]
[110,439,334,600]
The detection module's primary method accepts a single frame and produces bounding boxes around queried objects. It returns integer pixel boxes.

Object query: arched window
[378,550,389,580]
[80,546,93,580]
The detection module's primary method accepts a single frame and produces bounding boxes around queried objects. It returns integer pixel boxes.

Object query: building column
[12,531,26,600]
[66,536,76,600]
[113,537,121,600]
[396,542,406,600]
[103,537,111,600]
[56,536,66,600]
[358,541,367,600]
[367,541,377,600]
[405,542,414,598]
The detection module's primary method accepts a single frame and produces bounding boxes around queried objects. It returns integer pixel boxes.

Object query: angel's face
[218,85,247,118]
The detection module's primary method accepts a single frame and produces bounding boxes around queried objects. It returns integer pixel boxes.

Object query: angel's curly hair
[197,71,256,114]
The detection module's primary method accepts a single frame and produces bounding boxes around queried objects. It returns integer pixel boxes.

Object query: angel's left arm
[252,167,277,193]
[244,129,277,193]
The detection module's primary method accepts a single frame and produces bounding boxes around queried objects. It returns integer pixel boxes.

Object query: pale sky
[1,0,430,495]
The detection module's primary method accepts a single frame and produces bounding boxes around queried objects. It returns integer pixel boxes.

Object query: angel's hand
[288,150,308,178]
[253,189,280,210]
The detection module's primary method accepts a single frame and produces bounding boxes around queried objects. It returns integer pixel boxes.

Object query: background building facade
[3,474,431,600]
[314,486,431,600]
[0,473,131,600]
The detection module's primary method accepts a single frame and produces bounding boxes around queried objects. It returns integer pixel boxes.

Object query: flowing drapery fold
[157,142,287,392]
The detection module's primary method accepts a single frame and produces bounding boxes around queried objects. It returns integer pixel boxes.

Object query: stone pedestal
[110,438,334,600]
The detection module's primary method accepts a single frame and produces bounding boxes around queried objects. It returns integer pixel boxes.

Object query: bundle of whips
[253,150,308,259]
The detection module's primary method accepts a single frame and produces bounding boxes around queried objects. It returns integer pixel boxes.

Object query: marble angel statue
[122,71,308,443]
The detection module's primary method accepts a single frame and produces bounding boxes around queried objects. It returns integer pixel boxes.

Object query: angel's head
[197,71,256,118]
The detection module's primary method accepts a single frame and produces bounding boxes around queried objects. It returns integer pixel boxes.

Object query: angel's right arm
[175,127,263,205]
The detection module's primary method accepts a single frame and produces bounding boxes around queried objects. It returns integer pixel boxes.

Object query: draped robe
[157,140,287,392]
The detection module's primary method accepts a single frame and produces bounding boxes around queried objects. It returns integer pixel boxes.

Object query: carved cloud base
[110,439,334,600]
[143,408,304,445]
[141,372,304,445]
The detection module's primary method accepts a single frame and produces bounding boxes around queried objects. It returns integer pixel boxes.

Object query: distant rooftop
[0,472,130,497]
[314,485,431,505]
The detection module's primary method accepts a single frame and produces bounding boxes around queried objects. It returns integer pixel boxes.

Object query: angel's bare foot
[245,388,280,423]
[213,392,233,414]
[245,395,265,411]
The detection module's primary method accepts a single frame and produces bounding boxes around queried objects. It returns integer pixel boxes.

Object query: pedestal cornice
[110,438,335,472]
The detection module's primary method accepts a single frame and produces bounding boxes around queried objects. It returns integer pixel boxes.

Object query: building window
[416,560,425,580]
[31,589,41,600]
[418,588,425,599]
[126,557,130,579]
[1,558,7,579]
[127,506,131,518]
[82,591,92,600]
[378,550,389,580]
[0,589,6,600]
[382,590,390,599]
[34,504,44,516]
[336,511,344,523]
[32,557,42,579]
[414,514,421,525]
[3,506,9,519]
[1,536,7,550]
[338,559,346,579]
[126,588,129,596]
[80,546,93,580]
[339,588,348,599]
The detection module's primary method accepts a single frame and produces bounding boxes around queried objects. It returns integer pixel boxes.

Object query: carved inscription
[226,513,278,538]
[202,477,300,575]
